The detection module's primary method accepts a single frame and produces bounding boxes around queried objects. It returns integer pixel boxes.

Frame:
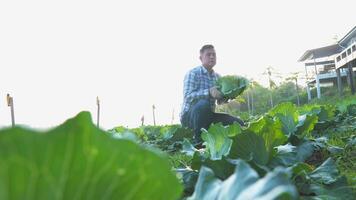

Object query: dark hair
[200,44,214,54]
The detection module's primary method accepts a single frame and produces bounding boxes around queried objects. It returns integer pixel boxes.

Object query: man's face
[200,48,216,69]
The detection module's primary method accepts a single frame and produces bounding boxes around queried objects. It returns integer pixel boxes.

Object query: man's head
[199,44,216,71]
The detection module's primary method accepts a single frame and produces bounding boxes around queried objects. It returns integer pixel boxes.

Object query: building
[298,26,356,100]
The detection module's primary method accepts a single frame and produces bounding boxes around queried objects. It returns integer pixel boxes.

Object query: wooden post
[305,65,309,79]
[295,78,300,106]
[96,96,100,128]
[348,63,355,94]
[267,69,274,108]
[246,91,251,114]
[171,108,174,125]
[152,104,156,126]
[314,58,321,99]
[141,115,144,126]
[269,91,274,108]
[305,65,311,101]
[306,84,311,101]
[336,68,343,96]
[7,94,15,127]
[250,90,254,115]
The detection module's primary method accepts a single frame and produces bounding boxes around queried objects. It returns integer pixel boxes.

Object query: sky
[1,0,355,129]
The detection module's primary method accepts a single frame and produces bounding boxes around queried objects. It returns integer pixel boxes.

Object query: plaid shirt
[180,66,220,119]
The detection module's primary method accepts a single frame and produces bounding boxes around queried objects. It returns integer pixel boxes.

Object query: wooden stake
[141,115,144,126]
[152,104,156,126]
[171,108,174,124]
[7,94,15,127]
[96,96,100,128]
[247,91,251,114]
[251,89,254,115]
[295,78,300,106]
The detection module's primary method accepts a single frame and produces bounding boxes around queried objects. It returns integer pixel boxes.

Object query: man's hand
[209,86,223,99]
[217,98,229,105]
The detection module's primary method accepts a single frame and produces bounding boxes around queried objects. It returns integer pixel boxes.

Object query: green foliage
[229,131,269,165]
[2,97,355,199]
[269,102,299,136]
[247,116,288,157]
[191,151,235,180]
[79,101,356,199]
[292,158,354,199]
[0,112,182,200]
[215,75,249,99]
[269,144,299,168]
[188,160,298,200]
[201,123,241,160]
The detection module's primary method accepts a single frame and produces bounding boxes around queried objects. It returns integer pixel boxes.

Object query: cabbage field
[0,101,355,199]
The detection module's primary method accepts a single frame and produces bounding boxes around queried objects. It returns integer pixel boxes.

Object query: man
[180,44,244,146]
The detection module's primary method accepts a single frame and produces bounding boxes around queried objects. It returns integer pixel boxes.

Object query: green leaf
[246,116,266,133]
[269,144,299,167]
[269,102,299,122]
[307,176,354,200]
[295,114,318,138]
[187,167,222,200]
[110,130,139,142]
[296,158,355,199]
[229,132,269,166]
[182,138,197,157]
[164,126,193,142]
[215,75,249,99]
[201,123,233,160]
[288,162,313,178]
[191,151,235,180]
[309,158,338,184]
[269,103,299,137]
[276,114,298,136]
[346,104,356,116]
[0,112,182,200]
[256,117,287,155]
[234,168,298,200]
[225,123,242,137]
[217,160,259,200]
[189,160,298,200]
[247,116,287,159]
[175,168,199,197]
[295,140,315,162]
[315,105,336,122]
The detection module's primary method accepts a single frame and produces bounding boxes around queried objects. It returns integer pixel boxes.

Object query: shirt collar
[200,65,214,75]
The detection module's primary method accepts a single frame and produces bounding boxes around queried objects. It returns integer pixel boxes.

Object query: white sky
[1,0,355,129]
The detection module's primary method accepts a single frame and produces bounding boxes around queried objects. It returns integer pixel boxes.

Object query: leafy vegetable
[188,160,298,200]
[215,75,249,99]
[0,112,182,200]
[201,123,240,160]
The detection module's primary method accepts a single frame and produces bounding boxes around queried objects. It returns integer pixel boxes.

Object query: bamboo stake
[141,115,144,126]
[96,96,100,128]
[7,94,15,127]
[171,108,174,125]
[251,88,254,115]
[295,78,300,106]
[152,104,156,126]
[247,91,251,114]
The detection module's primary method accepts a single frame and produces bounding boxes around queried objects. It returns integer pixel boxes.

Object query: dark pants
[181,99,244,143]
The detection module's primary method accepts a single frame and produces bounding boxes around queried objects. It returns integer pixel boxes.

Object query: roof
[298,26,356,62]
[298,44,341,62]
[338,26,356,47]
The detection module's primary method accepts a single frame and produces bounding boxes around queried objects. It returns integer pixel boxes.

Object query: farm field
[0,100,355,200]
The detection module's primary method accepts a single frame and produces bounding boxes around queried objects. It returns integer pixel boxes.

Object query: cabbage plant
[215,75,249,99]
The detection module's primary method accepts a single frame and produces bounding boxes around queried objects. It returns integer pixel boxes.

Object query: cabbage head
[215,75,249,99]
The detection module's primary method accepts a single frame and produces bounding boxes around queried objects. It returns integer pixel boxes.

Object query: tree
[285,72,303,106]
[263,66,281,108]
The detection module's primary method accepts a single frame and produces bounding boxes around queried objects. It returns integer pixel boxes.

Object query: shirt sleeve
[183,71,210,104]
